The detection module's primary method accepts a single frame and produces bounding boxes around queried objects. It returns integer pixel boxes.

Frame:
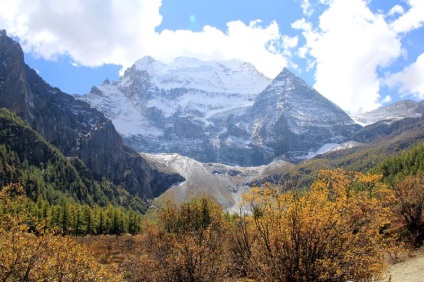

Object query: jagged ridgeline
[0,30,184,212]
[0,108,147,211]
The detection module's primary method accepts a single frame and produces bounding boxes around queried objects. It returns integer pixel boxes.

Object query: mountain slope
[142,152,293,211]
[352,100,422,126]
[0,30,183,203]
[241,68,360,163]
[276,114,424,190]
[0,108,149,210]
[80,58,359,165]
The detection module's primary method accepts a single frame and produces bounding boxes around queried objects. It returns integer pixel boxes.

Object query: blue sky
[0,0,423,114]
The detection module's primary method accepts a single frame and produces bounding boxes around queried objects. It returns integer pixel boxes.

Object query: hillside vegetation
[80,168,423,281]
[0,108,144,235]
[277,117,424,190]
[2,104,424,280]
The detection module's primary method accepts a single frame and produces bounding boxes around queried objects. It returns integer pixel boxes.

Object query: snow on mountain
[79,57,359,166]
[301,141,364,159]
[78,56,273,165]
[243,68,360,162]
[80,56,270,134]
[133,56,269,94]
[352,100,422,126]
[141,152,293,211]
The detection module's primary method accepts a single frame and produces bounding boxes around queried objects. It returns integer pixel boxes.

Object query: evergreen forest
[2,107,424,281]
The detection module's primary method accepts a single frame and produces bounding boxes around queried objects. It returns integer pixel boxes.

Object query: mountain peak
[250,65,359,161]
[136,55,157,64]
[273,67,301,82]
[126,55,271,94]
[134,56,165,75]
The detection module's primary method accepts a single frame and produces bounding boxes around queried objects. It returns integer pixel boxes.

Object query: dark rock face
[82,60,361,166]
[0,30,183,199]
[243,68,361,163]
[0,30,35,120]
[213,68,360,165]
[416,101,424,115]
[353,115,424,144]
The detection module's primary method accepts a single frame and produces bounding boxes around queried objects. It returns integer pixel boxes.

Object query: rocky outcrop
[80,57,360,166]
[352,100,422,126]
[243,68,361,163]
[353,115,424,144]
[0,30,183,199]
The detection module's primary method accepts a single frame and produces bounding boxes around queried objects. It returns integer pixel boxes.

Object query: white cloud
[293,0,402,114]
[390,0,424,33]
[301,0,314,17]
[388,5,404,17]
[382,95,392,103]
[385,53,424,99]
[151,20,287,78]
[0,0,287,79]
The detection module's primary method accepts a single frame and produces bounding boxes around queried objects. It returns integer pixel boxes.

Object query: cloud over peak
[0,0,287,79]
[0,0,423,114]
[294,0,404,114]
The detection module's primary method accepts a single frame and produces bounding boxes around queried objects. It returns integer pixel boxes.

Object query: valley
[1,29,424,281]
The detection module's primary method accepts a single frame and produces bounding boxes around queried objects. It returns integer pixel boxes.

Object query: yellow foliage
[138,197,231,281]
[236,169,394,281]
[0,215,123,281]
[0,184,123,282]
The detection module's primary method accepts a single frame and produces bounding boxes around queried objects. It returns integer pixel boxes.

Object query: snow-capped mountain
[79,56,271,165]
[133,56,270,94]
[352,100,422,126]
[79,57,359,165]
[240,69,360,162]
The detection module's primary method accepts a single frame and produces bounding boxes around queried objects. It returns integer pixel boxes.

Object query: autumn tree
[138,197,231,281]
[385,174,424,247]
[0,184,123,281]
[234,169,394,282]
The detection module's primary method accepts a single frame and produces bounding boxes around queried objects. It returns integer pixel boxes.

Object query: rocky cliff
[244,68,361,162]
[80,57,360,166]
[0,30,183,200]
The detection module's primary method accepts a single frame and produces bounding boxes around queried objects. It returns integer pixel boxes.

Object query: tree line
[0,183,142,235]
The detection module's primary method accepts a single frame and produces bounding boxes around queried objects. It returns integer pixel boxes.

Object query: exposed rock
[0,30,183,200]
[352,100,422,126]
[244,68,361,163]
[80,58,359,166]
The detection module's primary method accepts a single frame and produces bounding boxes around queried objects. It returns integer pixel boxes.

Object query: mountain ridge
[0,30,183,205]
[80,58,359,165]
[352,100,422,126]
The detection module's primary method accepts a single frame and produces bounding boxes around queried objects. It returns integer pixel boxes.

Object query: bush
[233,169,393,281]
[138,197,231,281]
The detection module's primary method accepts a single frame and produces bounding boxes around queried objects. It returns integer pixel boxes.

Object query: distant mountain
[352,100,422,126]
[4,29,424,213]
[278,111,424,190]
[80,57,359,165]
[240,68,360,163]
[0,30,183,206]
[353,101,424,144]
